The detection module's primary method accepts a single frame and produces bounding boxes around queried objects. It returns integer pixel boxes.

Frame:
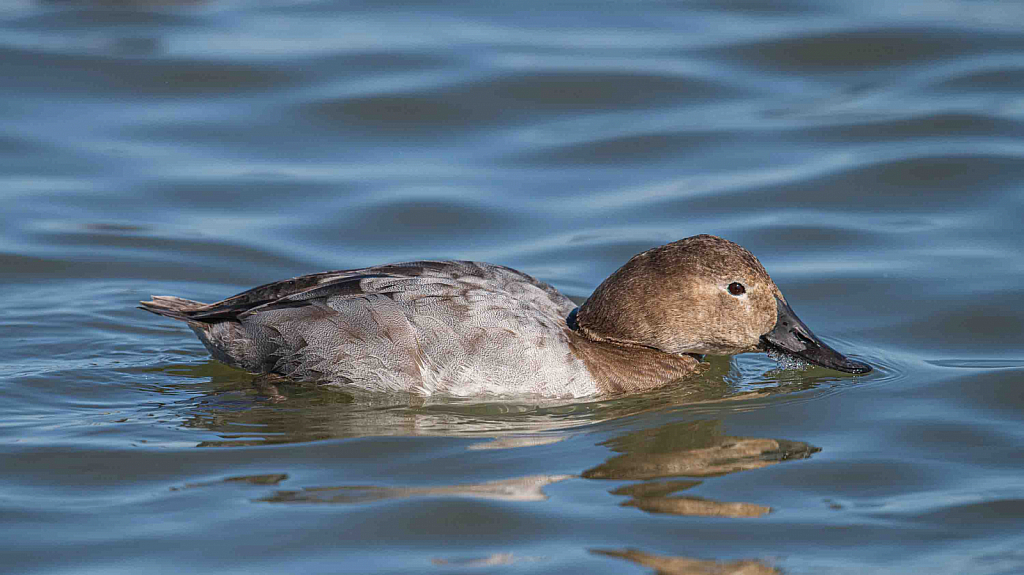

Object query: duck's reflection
[213,417,816,521]
[583,419,819,480]
[592,548,779,575]
[258,474,573,504]
[158,363,814,571]
[154,359,821,519]
[583,419,817,518]
[610,482,770,518]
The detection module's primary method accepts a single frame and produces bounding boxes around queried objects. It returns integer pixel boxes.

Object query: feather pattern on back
[141,261,599,397]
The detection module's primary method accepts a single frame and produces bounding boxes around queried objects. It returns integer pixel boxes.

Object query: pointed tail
[138,295,208,322]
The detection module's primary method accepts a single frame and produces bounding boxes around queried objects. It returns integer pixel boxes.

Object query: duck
[140,234,870,397]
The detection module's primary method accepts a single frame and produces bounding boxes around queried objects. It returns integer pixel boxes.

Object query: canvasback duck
[140,235,870,397]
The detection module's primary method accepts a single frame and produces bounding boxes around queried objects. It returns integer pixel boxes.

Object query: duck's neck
[565,308,704,394]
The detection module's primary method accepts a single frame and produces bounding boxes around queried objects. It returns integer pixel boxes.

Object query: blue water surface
[3,1,1024,573]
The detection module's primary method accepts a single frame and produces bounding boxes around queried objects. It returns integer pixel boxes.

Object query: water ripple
[3,1,1024,573]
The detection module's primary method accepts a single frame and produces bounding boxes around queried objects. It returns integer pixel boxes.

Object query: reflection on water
[593,549,779,575]
[611,482,771,519]
[431,553,527,567]
[204,410,815,526]
[153,372,820,542]
[583,419,819,480]
[260,474,573,504]
[144,356,822,523]
[172,473,289,491]
[584,419,815,518]
[466,435,569,450]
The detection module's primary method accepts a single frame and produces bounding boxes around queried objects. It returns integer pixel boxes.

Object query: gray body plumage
[142,261,599,397]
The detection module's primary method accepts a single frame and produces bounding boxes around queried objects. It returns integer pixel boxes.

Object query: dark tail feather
[138,296,208,322]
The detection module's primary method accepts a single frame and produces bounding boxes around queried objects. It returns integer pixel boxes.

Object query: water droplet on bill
[766,348,811,371]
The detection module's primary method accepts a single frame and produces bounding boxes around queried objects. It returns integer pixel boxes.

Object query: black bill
[760,297,871,374]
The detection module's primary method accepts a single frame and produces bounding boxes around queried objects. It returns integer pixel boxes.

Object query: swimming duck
[140,234,870,397]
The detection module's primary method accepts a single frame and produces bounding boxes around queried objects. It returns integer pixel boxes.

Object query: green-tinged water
[3,1,1024,573]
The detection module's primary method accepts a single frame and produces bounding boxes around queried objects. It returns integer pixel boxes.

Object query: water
[3,0,1024,573]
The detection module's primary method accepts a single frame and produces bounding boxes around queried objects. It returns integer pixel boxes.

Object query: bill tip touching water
[140,234,870,397]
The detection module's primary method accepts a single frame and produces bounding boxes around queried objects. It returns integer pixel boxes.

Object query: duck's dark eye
[728,282,745,296]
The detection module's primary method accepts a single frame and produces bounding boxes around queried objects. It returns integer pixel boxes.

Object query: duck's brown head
[574,234,870,374]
